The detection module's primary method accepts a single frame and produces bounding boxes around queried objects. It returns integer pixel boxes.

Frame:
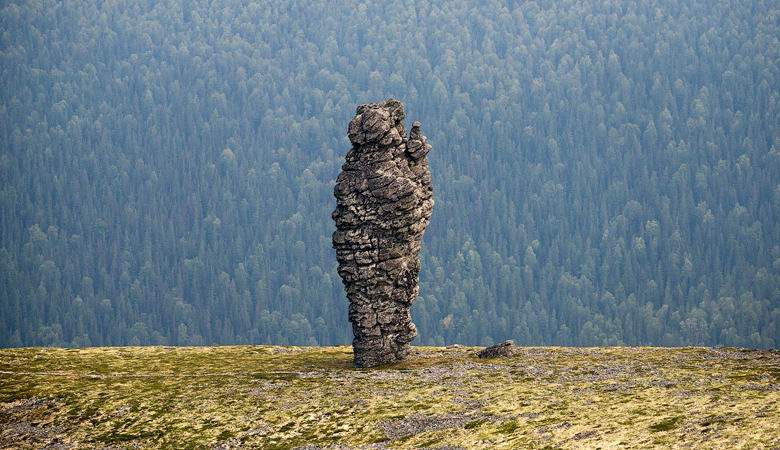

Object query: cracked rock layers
[332,99,434,368]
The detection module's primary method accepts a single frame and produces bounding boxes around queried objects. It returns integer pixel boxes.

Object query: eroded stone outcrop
[332,99,434,368]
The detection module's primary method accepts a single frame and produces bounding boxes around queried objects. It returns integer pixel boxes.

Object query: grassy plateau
[0,345,778,449]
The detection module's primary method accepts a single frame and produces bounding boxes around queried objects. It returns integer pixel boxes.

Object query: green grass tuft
[649,416,682,432]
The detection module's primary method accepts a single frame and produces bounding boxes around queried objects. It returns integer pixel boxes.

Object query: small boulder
[477,340,519,358]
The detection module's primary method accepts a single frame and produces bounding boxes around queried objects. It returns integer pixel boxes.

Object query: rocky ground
[0,345,778,449]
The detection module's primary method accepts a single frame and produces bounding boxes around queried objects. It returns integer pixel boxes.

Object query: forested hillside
[1,0,778,348]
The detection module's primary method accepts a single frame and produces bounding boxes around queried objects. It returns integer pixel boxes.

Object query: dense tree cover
[1,0,778,348]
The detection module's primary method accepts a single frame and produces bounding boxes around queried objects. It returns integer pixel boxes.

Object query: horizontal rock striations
[332,99,434,368]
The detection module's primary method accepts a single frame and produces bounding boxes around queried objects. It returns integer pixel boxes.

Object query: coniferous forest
[1,0,778,348]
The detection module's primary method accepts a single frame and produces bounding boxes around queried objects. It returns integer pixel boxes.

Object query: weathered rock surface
[332,99,434,368]
[477,340,520,359]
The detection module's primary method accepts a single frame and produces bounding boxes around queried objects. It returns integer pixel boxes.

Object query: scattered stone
[571,430,598,440]
[109,405,131,418]
[379,413,476,440]
[519,412,541,420]
[477,340,520,358]
[0,397,55,416]
[451,397,484,410]
[294,445,387,450]
[535,421,572,435]
[211,438,242,450]
[0,421,65,446]
[41,441,72,450]
[332,99,434,368]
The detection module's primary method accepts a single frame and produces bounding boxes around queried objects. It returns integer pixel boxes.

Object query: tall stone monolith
[332,99,434,368]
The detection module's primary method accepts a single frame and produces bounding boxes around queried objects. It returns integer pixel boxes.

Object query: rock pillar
[332,99,434,367]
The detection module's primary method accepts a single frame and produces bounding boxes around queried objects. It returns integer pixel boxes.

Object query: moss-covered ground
[1,345,778,449]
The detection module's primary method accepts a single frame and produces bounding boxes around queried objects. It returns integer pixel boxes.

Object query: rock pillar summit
[332,99,434,368]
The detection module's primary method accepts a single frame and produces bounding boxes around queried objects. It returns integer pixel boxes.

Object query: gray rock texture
[332,99,434,368]
[477,340,520,359]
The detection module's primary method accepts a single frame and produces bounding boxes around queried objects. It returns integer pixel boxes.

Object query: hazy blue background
[1,0,778,348]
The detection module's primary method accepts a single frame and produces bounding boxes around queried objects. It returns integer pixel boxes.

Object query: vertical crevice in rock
[332,99,434,368]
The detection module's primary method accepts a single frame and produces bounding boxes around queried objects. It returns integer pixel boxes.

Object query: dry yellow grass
[1,345,778,449]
